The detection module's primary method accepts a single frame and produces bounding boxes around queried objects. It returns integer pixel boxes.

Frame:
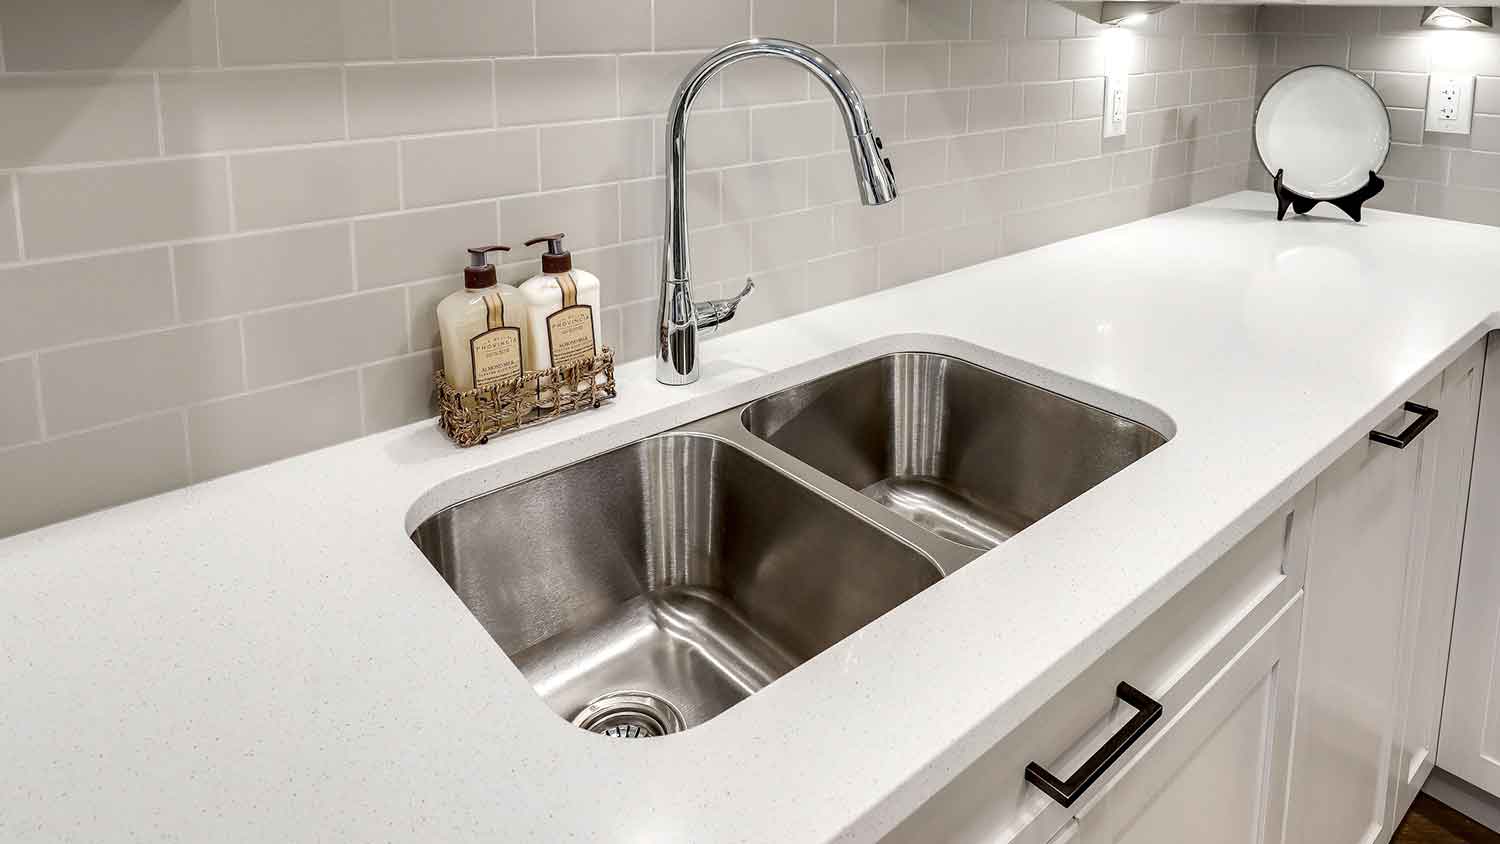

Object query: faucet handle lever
[723,278,755,305]
[695,278,755,334]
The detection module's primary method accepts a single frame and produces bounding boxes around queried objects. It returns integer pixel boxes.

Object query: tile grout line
[534,128,543,212]
[167,247,181,323]
[210,0,224,68]
[10,173,25,261]
[180,407,195,482]
[356,367,369,436]
[396,142,406,209]
[29,353,46,439]
[341,65,352,140]
[348,223,360,291]
[403,286,416,353]
[386,0,397,59]
[152,72,167,157]
[223,156,237,232]
[237,318,249,391]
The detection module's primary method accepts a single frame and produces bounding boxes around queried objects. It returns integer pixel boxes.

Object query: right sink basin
[741,352,1168,550]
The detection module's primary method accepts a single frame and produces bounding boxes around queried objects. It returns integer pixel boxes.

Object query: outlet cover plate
[1103,73,1128,138]
[1426,72,1475,135]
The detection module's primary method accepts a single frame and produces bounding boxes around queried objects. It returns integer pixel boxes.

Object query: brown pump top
[524,233,572,274]
[464,245,510,289]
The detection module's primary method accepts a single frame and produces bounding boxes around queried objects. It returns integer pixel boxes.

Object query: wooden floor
[1395,794,1500,844]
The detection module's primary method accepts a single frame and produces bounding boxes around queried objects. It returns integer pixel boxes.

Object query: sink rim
[405,339,1177,740]
[404,335,1177,537]
[408,340,1177,597]
[738,349,1172,445]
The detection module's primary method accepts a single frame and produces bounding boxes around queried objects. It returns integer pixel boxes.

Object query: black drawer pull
[1024,682,1164,808]
[1369,402,1439,450]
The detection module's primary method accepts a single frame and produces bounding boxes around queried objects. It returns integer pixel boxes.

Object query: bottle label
[470,292,524,387]
[546,272,597,368]
[547,306,596,369]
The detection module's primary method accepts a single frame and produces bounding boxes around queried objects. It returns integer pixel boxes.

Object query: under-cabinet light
[1421,6,1494,29]
[1062,1,1177,27]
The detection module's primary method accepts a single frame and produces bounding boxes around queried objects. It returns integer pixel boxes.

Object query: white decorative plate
[1254,65,1390,200]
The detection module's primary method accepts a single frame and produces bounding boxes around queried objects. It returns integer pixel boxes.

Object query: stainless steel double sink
[411,352,1166,737]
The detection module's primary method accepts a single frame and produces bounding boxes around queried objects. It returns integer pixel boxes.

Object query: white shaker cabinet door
[1440,335,1500,797]
[1392,341,1485,823]
[1284,395,1434,844]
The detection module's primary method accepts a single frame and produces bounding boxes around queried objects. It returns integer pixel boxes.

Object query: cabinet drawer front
[883,486,1314,844]
[1072,594,1304,844]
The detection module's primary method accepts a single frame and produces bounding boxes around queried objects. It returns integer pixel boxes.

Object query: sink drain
[572,691,685,738]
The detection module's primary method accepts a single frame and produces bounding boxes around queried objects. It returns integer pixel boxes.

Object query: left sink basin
[411,432,942,736]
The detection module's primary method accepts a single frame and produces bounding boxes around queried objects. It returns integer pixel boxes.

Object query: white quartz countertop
[5,191,1500,843]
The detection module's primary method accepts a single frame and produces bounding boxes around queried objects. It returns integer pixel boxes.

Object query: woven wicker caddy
[435,347,617,447]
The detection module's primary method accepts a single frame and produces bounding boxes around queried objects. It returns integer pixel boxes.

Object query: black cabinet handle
[1369,402,1439,450]
[1024,682,1163,808]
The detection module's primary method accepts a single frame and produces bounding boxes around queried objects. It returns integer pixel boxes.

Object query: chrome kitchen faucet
[656,38,899,386]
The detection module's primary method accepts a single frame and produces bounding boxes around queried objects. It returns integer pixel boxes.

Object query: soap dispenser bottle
[437,245,530,391]
[520,234,603,371]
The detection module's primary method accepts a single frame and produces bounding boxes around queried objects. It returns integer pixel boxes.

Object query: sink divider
[680,406,981,577]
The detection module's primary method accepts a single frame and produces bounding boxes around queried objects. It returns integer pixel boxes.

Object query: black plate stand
[1273,168,1385,222]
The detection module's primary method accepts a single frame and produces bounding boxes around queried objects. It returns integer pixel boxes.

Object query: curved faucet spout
[663,38,897,285]
[657,38,898,386]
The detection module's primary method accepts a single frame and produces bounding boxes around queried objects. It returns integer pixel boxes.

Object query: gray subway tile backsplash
[494,56,619,125]
[230,143,400,230]
[0,74,159,168]
[216,0,392,65]
[18,159,233,258]
[5,0,1439,538]
[354,202,499,289]
[159,68,347,155]
[188,371,363,480]
[0,0,218,72]
[346,61,494,139]
[0,357,41,448]
[0,250,176,358]
[391,0,532,59]
[0,413,191,537]
[241,288,407,388]
[175,225,355,320]
[0,178,16,263]
[400,129,540,207]
[38,320,244,435]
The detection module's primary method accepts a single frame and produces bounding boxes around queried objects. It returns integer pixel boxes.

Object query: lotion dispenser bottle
[437,245,530,391]
[519,233,603,371]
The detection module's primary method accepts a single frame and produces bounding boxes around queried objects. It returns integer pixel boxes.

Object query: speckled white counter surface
[5,191,1499,843]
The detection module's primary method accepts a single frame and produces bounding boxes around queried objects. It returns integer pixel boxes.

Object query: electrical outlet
[1426,73,1475,135]
[1103,73,1128,138]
